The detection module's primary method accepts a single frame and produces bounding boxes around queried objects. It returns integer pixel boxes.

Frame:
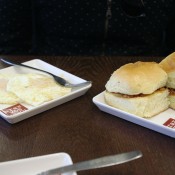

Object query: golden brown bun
[104,88,169,118]
[159,52,175,88]
[105,61,167,95]
[159,52,175,73]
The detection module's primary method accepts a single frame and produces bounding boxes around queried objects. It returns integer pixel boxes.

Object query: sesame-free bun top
[159,52,175,88]
[105,61,167,95]
[159,52,175,73]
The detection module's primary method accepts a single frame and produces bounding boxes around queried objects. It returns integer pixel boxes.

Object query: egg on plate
[0,74,21,104]
[0,73,71,106]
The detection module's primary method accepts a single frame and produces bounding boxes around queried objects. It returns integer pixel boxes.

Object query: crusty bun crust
[105,61,167,95]
[104,88,169,118]
[159,52,175,88]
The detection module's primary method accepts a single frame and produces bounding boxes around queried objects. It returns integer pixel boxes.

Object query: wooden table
[0,56,174,175]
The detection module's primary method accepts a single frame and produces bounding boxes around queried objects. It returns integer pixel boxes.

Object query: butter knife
[36,150,142,175]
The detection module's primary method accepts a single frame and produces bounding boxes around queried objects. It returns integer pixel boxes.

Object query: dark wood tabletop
[0,55,174,175]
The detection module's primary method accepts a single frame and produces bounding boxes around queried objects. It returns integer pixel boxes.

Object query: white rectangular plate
[93,91,175,138]
[0,152,77,175]
[0,59,91,124]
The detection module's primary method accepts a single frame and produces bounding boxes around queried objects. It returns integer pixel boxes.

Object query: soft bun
[159,52,175,73]
[169,93,175,109]
[105,61,169,118]
[104,88,169,118]
[160,53,175,110]
[105,61,167,95]
[159,52,175,88]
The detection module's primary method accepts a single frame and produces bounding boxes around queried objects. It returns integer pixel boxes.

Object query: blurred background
[0,0,175,56]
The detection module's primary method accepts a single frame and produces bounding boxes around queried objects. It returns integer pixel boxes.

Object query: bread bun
[105,61,169,118]
[105,61,167,95]
[104,88,169,118]
[160,52,175,88]
[159,52,175,109]
[169,94,175,109]
[159,52,175,73]
[168,89,175,110]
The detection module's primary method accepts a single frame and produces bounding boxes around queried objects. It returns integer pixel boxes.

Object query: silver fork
[0,58,92,87]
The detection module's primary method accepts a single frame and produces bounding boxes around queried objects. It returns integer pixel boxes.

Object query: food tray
[0,152,76,175]
[0,59,91,124]
[93,91,175,138]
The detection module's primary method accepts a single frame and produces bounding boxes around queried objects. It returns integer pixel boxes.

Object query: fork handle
[1,58,53,76]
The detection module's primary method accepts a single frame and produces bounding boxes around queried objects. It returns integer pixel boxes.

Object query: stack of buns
[104,61,170,118]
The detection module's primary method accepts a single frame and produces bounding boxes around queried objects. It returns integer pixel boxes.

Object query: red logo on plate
[163,118,175,129]
[0,104,28,116]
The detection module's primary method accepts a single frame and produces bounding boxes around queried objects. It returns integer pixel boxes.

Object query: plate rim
[0,152,77,175]
[93,91,175,138]
[0,59,92,123]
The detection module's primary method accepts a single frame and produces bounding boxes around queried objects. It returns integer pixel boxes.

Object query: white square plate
[0,152,77,175]
[93,91,175,138]
[0,59,92,124]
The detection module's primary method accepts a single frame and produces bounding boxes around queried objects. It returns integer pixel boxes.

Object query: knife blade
[36,150,142,175]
